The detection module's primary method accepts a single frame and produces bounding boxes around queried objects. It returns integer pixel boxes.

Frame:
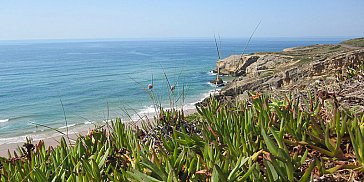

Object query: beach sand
[0,108,197,157]
[0,126,91,157]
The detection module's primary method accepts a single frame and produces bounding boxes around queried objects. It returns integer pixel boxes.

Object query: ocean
[0,37,346,144]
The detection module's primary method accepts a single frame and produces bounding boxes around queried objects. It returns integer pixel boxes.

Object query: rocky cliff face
[214,55,259,76]
[209,39,364,110]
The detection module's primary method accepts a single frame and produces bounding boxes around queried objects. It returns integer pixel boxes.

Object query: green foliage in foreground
[341,37,364,47]
[1,93,364,181]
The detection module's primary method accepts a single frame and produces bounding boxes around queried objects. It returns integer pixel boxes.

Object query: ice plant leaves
[1,92,364,181]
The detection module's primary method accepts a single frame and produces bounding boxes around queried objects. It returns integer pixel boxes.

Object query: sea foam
[58,123,77,129]
[0,119,9,123]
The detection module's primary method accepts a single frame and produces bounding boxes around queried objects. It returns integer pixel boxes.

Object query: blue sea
[0,38,346,144]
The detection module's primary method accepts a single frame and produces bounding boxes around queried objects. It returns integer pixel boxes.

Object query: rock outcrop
[208,38,364,111]
[214,55,259,76]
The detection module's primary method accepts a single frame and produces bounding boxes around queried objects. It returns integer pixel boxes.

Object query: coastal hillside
[1,0,363,181]
[213,38,364,111]
[1,38,364,181]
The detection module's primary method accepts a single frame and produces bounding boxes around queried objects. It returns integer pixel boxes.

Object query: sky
[0,0,363,40]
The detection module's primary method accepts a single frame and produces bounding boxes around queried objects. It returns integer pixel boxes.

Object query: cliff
[210,38,364,110]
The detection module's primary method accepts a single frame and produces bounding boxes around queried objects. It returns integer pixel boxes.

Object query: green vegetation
[1,90,364,181]
[341,37,364,47]
[296,57,313,66]
[336,56,364,81]
[259,70,274,78]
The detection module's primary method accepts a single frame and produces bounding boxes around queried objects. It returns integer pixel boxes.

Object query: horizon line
[0,35,361,43]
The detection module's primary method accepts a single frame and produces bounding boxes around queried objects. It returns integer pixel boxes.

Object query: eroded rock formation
[208,39,364,111]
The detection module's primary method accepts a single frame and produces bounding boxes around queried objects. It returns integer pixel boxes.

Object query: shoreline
[0,93,211,157]
[0,57,227,157]
[0,108,198,157]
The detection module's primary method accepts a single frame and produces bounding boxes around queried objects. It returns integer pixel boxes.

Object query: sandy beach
[0,108,197,157]
[0,125,92,157]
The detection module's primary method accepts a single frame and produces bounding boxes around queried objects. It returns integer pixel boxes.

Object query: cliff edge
[210,38,364,111]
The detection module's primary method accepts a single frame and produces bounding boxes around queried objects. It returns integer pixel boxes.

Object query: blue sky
[0,0,363,40]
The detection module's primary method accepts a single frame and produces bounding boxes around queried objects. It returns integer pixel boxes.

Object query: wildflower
[251,92,261,100]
